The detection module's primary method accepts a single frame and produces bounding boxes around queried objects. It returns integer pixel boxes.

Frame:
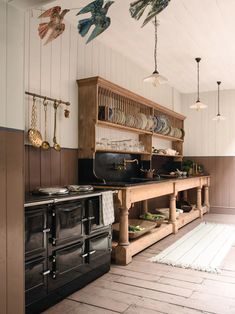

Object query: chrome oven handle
[43,228,50,233]
[42,270,50,276]
[89,250,96,255]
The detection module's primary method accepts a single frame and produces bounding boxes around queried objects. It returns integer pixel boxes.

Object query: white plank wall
[182,90,235,156]
[24,10,182,149]
[0,1,24,130]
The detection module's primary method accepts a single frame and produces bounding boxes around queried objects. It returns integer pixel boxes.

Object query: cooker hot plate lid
[36,187,69,195]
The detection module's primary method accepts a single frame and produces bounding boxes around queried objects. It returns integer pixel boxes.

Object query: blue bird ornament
[130,0,171,26]
[77,0,114,44]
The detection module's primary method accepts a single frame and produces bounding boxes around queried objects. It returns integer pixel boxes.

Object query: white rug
[149,222,235,273]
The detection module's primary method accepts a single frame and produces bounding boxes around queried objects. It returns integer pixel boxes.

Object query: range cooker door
[25,206,47,259]
[49,201,84,247]
[86,196,105,234]
[87,232,112,268]
[48,241,85,290]
[25,256,48,306]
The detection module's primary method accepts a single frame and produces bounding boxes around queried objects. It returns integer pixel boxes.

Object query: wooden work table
[108,175,210,265]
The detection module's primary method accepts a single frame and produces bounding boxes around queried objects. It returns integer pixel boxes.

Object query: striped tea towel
[101,191,115,226]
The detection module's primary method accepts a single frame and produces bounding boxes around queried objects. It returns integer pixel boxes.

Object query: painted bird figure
[76,0,114,44]
[38,6,70,45]
[130,0,170,26]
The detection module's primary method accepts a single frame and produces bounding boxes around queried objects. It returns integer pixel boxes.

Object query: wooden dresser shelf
[97,120,152,135]
[152,132,184,142]
[96,148,150,155]
[77,76,185,158]
[152,153,183,158]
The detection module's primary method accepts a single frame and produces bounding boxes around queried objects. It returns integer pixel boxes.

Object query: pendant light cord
[154,17,158,74]
[217,81,221,115]
[197,59,200,102]
[197,61,199,101]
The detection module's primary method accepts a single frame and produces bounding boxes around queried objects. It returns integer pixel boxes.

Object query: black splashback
[94,153,140,182]
[78,153,182,184]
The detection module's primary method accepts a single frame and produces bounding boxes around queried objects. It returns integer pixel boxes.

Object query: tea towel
[101,191,115,226]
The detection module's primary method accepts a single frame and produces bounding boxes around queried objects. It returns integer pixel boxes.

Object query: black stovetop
[25,189,108,205]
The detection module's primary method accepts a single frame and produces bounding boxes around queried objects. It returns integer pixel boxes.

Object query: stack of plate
[136,113,148,129]
[112,108,126,125]
[125,113,135,127]
[145,115,155,131]
[153,115,185,139]
[154,115,171,135]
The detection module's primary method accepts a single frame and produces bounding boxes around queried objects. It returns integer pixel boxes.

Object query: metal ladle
[53,101,61,151]
[41,98,50,150]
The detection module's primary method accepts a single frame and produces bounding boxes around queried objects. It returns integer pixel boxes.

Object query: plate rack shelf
[77,77,186,159]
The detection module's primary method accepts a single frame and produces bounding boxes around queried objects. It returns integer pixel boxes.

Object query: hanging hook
[43,96,48,107]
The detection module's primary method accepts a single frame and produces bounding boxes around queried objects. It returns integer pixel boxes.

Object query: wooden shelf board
[152,132,184,142]
[112,208,208,259]
[97,120,152,135]
[96,149,150,155]
[127,223,173,257]
[152,153,183,158]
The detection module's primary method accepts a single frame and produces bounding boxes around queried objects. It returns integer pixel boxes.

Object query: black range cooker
[25,189,114,314]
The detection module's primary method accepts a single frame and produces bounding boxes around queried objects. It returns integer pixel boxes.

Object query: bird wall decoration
[36,0,169,46]
[130,0,171,26]
[76,0,114,44]
[38,6,70,45]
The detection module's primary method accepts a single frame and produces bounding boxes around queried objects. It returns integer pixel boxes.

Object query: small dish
[112,219,156,239]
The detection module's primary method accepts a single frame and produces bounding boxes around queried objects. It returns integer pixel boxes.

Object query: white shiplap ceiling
[44,0,235,93]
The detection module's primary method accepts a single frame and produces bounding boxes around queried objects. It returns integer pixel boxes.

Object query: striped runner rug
[149,222,235,273]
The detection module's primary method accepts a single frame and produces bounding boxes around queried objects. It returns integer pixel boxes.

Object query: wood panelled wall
[0,128,24,314]
[25,145,78,192]
[188,157,235,214]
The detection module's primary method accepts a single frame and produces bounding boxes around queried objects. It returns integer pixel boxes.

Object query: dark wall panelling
[6,130,24,314]
[0,129,7,314]
[187,156,235,214]
[25,145,78,192]
[0,128,24,314]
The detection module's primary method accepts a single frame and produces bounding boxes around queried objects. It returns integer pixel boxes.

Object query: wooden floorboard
[43,213,235,314]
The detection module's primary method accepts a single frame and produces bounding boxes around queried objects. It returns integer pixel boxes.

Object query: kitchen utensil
[41,98,50,150]
[140,168,155,179]
[53,101,61,151]
[28,96,43,148]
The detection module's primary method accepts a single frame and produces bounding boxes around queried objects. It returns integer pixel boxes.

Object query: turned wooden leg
[170,193,178,233]
[204,185,210,213]
[119,206,129,246]
[183,190,188,202]
[197,187,203,218]
[143,200,148,214]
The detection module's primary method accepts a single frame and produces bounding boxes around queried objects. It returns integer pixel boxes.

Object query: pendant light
[213,81,225,121]
[143,17,168,86]
[190,58,207,110]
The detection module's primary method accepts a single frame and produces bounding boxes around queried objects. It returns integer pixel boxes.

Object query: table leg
[183,190,188,202]
[143,200,148,214]
[204,185,210,213]
[170,193,178,233]
[114,205,132,265]
[197,187,203,218]
[118,205,129,246]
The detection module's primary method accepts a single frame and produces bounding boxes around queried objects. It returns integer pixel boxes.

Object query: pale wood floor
[44,214,235,314]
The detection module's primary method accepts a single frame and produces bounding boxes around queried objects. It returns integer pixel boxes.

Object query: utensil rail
[25,91,70,107]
